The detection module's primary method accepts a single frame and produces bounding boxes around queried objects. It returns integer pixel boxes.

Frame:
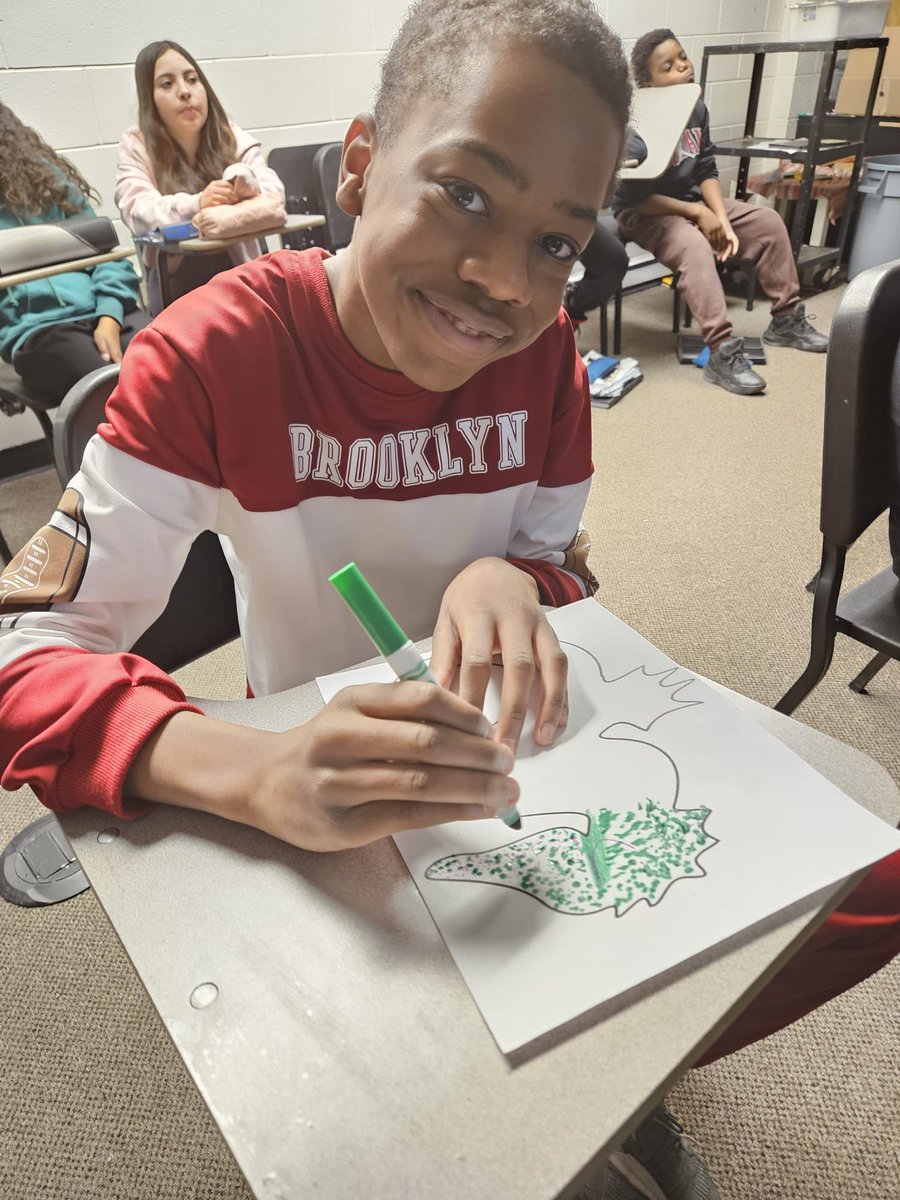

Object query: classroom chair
[54,364,240,673]
[268,142,354,254]
[0,356,58,447]
[776,257,900,715]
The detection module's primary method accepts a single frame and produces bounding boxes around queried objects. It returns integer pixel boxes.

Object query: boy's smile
[325,43,622,392]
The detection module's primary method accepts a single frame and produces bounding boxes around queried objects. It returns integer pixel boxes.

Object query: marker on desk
[328,562,522,830]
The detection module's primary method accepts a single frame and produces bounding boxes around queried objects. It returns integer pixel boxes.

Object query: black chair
[0,357,57,446]
[776,258,900,715]
[268,142,352,254]
[54,364,240,674]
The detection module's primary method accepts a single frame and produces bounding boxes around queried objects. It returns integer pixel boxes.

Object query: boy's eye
[540,234,578,264]
[443,181,488,215]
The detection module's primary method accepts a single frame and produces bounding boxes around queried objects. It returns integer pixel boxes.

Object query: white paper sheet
[317,599,900,1053]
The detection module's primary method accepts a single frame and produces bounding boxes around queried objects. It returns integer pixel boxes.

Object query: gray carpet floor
[0,280,898,1199]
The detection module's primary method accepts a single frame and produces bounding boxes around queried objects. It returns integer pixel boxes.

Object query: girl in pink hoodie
[115,39,285,313]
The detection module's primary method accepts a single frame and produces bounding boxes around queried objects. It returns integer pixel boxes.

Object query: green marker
[328,562,522,830]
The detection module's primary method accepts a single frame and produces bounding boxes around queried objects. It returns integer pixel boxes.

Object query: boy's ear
[336,114,378,218]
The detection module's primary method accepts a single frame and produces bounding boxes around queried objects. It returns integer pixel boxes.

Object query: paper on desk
[317,599,900,1054]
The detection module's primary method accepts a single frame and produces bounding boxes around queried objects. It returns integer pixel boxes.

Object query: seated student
[614,29,829,396]
[0,4,897,1197]
[0,103,149,402]
[115,39,286,314]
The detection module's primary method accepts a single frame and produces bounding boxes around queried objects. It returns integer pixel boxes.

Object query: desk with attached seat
[48,667,899,1200]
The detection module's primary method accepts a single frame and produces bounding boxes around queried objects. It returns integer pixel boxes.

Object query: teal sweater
[0,186,142,363]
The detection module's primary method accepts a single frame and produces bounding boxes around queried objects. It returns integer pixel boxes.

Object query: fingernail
[505,778,519,802]
[538,722,557,745]
[477,716,492,738]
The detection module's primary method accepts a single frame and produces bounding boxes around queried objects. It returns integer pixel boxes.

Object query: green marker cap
[329,562,408,657]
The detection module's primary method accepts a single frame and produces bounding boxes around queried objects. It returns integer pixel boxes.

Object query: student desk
[153,213,326,308]
[52,669,899,1200]
[0,246,135,292]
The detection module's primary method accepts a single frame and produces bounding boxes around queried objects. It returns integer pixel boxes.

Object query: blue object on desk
[134,222,198,246]
[586,355,619,382]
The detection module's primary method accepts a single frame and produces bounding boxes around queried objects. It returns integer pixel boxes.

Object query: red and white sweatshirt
[0,250,597,818]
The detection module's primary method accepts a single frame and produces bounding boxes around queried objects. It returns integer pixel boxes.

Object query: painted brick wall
[1,0,800,449]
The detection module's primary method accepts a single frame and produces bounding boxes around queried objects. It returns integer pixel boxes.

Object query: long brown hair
[0,102,99,217]
[135,40,238,193]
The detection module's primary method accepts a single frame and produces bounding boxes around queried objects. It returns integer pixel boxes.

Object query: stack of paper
[583,352,642,408]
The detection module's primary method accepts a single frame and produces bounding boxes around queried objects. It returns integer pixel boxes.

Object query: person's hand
[716,221,739,262]
[694,206,739,261]
[93,315,123,363]
[248,682,517,850]
[199,180,237,208]
[429,557,569,756]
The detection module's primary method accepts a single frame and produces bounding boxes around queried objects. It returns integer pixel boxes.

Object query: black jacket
[613,98,718,214]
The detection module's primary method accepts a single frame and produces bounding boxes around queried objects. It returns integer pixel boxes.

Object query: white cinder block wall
[1,0,802,451]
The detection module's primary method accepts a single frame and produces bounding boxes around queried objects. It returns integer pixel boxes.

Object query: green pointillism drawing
[425,799,717,917]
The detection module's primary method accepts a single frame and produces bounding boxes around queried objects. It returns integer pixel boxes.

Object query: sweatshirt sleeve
[507,326,598,606]
[88,256,143,324]
[115,130,201,233]
[226,132,286,198]
[0,328,222,815]
[694,103,719,184]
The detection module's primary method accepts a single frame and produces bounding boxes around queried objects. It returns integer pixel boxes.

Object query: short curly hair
[375,0,631,143]
[631,28,678,88]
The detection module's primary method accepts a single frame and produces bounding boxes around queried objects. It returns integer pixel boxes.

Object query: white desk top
[622,83,702,182]
[57,679,898,1200]
[162,213,326,255]
[0,246,136,291]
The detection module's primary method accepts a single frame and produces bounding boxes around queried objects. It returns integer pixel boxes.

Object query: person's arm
[115,130,202,233]
[699,178,738,260]
[227,130,286,198]
[429,323,596,755]
[0,324,515,848]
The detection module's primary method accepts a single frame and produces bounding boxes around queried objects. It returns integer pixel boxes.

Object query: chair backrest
[312,143,355,251]
[820,258,900,548]
[53,364,240,674]
[268,142,351,253]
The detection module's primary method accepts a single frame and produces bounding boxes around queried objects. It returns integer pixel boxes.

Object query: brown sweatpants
[617,196,800,349]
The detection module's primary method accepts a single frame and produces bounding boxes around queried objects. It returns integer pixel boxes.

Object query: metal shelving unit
[699,36,888,279]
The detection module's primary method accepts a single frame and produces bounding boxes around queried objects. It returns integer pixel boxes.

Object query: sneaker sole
[606,1151,670,1200]
[702,365,766,395]
[762,332,828,352]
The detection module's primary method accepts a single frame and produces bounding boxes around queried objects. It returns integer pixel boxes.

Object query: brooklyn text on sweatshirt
[0,248,597,816]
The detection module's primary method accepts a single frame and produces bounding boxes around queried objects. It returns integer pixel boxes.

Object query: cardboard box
[836,26,900,115]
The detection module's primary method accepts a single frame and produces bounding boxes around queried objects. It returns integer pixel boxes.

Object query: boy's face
[326,43,621,392]
[646,38,694,87]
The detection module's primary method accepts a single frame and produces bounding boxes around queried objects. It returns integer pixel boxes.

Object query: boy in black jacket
[615,28,828,396]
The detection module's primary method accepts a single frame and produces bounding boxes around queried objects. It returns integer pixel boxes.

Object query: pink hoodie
[115,122,286,265]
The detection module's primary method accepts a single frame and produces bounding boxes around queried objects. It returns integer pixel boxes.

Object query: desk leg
[158,256,174,311]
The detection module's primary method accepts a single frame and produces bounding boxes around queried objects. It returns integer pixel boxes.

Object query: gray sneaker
[576,1105,721,1200]
[620,1105,722,1200]
[703,336,767,395]
[576,1151,666,1199]
[763,302,829,352]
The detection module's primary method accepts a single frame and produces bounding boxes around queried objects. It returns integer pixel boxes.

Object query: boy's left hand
[429,557,568,756]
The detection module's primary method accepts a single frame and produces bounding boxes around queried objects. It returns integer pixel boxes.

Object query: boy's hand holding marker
[329,562,557,836]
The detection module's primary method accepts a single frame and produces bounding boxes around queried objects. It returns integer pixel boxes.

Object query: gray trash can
[848,155,900,280]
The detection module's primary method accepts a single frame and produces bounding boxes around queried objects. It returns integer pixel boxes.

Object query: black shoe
[703,336,766,395]
[763,302,828,352]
